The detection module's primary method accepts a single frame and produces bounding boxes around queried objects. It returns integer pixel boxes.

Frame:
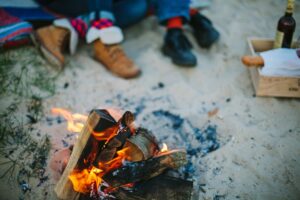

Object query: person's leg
[189,8,220,48]
[35,0,117,46]
[112,0,148,29]
[91,0,148,78]
[91,0,142,78]
[35,0,90,17]
[36,0,141,78]
[94,0,114,21]
[39,0,117,47]
[153,0,197,66]
[65,0,141,78]
[153,0,190,24]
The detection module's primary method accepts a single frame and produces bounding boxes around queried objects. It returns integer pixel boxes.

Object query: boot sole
[40,46,64,70]
[94,57,141,79]
[162,46,197,67]
[34,32,64,70]
[196,31,220,49]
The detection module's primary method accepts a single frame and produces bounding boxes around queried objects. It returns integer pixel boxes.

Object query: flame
[69,166,103,193]
[92,126,118,141]
[69,147,135,194]
[51,108,136,195]
[100,147,133,170]
[53,108,176,198]
[51,108,87,133]
[161,143,168,152]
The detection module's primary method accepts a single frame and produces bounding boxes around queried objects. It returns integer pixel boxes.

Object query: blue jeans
[150,0,190,24]
[114,0,191,26]
[37,0,190,28]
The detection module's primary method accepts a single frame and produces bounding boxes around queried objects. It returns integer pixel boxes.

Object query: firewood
[93,111,134,165]
[123,128,159,161]
[114,175,193,200]
[93,127,131,164]
[119,111,134,128]
[55,109,189,200]
[79,175,193,200]
[55,109,117,200]
[102,150,187,188]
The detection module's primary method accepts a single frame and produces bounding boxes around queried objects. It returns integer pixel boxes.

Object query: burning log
[103,150,187,188]
[114,175,193,200]
[93,128,128,163]
[55,109,117,200]
[93,111,134,164]
[79,175,193,200]
[123,128,159,161]
[54,109,189,200]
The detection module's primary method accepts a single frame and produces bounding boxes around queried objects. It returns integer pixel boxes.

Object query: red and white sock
[86,18,124,44]
[70,18,88,38]
[91,18,113,30]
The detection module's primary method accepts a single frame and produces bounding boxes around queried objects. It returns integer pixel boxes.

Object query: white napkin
[259,48,300,77]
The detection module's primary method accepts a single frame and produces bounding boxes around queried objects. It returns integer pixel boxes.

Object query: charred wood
[103,150,187,188]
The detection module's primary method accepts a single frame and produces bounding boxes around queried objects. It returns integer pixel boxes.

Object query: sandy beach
[0,0,300,199]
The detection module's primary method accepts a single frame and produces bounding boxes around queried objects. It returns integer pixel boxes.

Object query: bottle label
[274,31,284,48]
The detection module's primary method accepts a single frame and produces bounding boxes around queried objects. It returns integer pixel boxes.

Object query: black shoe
[162,28,197,67]
[190,13,220,48]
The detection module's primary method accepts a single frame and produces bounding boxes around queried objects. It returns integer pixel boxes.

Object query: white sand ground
[1,0,300,200]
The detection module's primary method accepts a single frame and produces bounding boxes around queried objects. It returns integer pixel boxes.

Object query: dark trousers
[37,0,148,28]
[36,0,190,28]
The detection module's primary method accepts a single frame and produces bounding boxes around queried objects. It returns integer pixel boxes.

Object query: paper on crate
[259,48,300,77]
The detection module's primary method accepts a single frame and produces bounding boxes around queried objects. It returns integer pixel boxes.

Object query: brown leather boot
[94,39,141,79]
[35,25,70,69]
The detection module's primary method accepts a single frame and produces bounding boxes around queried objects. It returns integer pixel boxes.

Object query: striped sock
[91,18,113,30]
[70,18,88,38]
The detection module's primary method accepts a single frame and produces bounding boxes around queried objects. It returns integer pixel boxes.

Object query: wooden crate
[247,38,300,98]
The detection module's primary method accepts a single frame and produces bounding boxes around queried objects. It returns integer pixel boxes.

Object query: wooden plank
[247,38,261,92]
[249,66,260,92]
[54,110,117,200]
[248,38,273,53]
[257,76,300,97]
[247,38,300,98]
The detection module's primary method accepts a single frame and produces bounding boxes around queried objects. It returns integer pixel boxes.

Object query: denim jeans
[36,0,190,28]
[150,0,190,24]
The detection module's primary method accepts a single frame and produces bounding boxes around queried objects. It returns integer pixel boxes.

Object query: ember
[53,109,188,200]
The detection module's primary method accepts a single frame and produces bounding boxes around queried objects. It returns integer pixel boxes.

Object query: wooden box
[247,38,300,98]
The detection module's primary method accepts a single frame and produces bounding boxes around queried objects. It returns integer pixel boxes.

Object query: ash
[142,110,220,179]
[105,92,222,180]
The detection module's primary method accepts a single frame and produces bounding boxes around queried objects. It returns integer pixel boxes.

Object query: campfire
[51,109,192,200]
